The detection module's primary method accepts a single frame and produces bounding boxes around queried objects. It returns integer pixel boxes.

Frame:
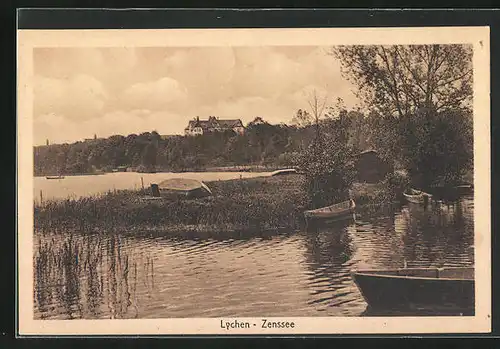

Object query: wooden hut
[355,150,391,183]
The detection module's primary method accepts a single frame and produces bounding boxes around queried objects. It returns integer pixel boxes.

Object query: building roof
[186,120,211,130]
[217,119,244,128]
[186,117,243,131]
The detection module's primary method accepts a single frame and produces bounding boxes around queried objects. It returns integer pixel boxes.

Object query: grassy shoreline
[34,175,399,236]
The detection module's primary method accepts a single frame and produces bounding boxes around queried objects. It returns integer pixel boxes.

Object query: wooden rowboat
[403,188,432,204]
[454,183,474,194]
[352,267,474,312]
[304,199,355,220]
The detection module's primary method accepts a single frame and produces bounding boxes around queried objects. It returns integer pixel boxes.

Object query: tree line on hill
[34,112,378,177]
[34,120,317,176]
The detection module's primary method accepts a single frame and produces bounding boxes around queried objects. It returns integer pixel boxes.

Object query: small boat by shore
[45,175,65,180]
[352,267,474,311]
[304,199,356,220]
[428,183,473,203]
[454,183,474,194]
[403,188,432,204]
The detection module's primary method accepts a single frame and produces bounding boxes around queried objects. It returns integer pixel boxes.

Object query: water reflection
[352,206,407,269]
[401,199,474,268]
[34,234,156,319]
[361,305,474,317]
[34,195,474,319]
[300,219,365,314]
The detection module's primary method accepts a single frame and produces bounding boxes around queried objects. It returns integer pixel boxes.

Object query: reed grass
[34,175,311,235]
[34,175,399,236]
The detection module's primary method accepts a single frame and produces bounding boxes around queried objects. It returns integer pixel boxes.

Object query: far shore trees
[33,120,313,176]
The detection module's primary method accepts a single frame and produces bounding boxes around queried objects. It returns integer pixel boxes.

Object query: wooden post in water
[141,177,145,194]
[40,190,43,205]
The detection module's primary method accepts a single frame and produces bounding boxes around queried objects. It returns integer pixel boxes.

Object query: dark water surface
[34,195,474,319]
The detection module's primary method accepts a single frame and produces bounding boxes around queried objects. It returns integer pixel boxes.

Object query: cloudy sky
[33,46,358,145]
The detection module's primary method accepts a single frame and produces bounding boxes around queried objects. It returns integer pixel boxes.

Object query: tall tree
[291,109,313,128]
[306,89,328,145]
[399,108,473,187]
[332,44,473,117]
[333,44,474,187]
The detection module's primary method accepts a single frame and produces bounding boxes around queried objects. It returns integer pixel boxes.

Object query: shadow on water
[303,219,355,270]
[355,196,475,317]
[401,197,474,268]
[300,218,363,313]
[34,227,298,319]
[361,305,474,317]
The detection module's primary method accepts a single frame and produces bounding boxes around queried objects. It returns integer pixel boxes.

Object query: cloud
[35,113,81,145]
[33,46,360,144]
[164,47,236,105]
[34,74,107,121]
[33,77,66,116]
[122,77,188,111]
[231,48,304,98]
[84,109,187,138]
[34,48,104,79]
[34,109,189,145]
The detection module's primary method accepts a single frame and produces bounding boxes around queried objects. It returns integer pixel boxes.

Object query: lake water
[33,194,474,319]
[34,172,271,202]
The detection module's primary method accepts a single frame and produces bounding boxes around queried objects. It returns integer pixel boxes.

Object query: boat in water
[454,183,474,195]
[352,267,474,312]
[403,188,432,204]
[304,199,356,221]
[45,175,65,180]
[428,183,474,203]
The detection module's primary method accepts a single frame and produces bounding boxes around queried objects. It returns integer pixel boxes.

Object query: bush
[378,171,410,202]
[399,108,473,188]
[296,136,356,208]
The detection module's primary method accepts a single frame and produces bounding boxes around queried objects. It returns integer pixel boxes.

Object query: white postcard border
[17,26,491,335]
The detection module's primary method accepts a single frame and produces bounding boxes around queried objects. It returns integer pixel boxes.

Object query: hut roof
[185,118,243,131]
[158,178,212,194]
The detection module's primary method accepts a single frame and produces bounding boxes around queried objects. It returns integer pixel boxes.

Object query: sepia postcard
[17,26,491,335]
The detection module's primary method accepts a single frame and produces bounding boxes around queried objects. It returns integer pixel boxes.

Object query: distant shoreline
[34,165,284,177]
